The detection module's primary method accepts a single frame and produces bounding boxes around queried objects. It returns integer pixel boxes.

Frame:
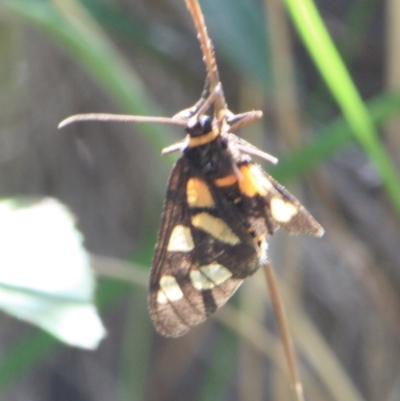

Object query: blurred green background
[1,0,400,400]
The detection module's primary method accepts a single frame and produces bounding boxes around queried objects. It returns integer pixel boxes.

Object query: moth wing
[150,157,203,337]
[260,168,324,236]
[149,158,259,337]
[229,137,324,237]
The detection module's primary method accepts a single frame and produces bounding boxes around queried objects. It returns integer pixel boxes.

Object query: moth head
[186,115,213,137]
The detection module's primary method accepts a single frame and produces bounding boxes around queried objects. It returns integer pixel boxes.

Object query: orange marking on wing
[214,174,238,187]
[238,164,271,197]
[186,178,215,208]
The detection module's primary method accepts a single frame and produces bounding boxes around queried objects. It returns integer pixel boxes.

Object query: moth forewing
[267,175,325,237]
[149,157,258,337]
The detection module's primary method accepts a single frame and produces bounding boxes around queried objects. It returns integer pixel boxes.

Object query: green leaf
[0,198,105,349]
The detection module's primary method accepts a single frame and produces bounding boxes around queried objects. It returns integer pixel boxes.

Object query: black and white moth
[147,83,324,337]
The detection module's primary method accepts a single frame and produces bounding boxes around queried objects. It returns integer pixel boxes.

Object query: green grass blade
[283,0,400,214]
[273,91,400,182]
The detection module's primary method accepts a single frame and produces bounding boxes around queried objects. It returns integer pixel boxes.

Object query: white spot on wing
[159,275,183,302]
[190,270,213,290]
[191,213,240,245]
[190,263,232,290]
[157,290,168,304]
[270,198,298,223]
[202,264,232,284]
[167,225,194,252]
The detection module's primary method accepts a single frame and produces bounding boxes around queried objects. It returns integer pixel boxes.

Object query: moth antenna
[227,111,263,133]
[161,139,188,155]
[58,113,187,129]
[195,83,223,118]
[185,0,226,113]
[234,145,278,165]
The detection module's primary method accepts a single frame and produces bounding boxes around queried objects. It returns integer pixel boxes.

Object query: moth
[147,82,323,337]
[59,0,324,338]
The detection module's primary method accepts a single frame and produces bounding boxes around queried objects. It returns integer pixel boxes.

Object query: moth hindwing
[149,106,324,337]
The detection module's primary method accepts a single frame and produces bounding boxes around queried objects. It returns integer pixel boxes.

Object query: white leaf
[0,198,106,349]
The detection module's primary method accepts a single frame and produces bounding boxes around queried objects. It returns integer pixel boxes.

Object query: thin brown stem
[263,262,305,401]
[184,0,226,113]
